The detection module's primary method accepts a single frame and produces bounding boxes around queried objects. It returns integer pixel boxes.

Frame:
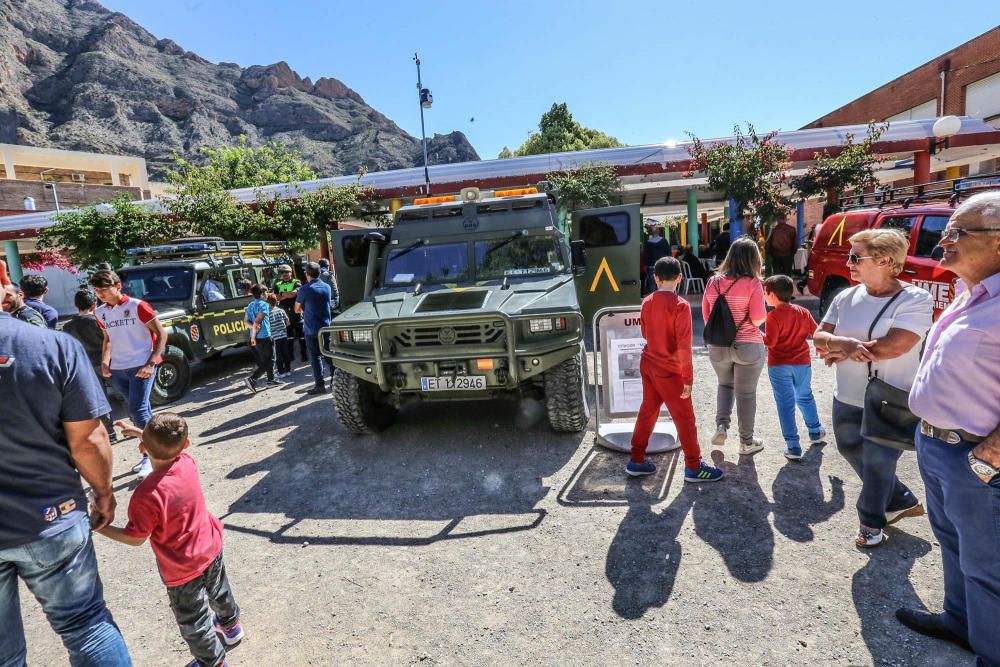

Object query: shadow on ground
[201,388,584,546]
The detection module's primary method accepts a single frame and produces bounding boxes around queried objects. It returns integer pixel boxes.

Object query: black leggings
[250,338,274,382]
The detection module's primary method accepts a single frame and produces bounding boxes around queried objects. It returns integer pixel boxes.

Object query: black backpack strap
[866,288,905,380]
[722,276,752,334]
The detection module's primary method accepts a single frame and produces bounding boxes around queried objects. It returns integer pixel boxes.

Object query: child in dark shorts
[97,413,244,667]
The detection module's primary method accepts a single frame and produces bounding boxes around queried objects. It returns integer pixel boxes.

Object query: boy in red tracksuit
[626,257,724,482]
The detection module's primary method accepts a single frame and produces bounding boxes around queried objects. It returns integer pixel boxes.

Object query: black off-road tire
[332,368,397,434]
[544,349,590,432]
[151,345,191,406]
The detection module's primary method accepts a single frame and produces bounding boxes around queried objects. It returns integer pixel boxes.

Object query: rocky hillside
[0,0,479,179]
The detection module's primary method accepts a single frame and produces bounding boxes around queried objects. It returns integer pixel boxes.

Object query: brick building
[804,26,1000,179]
[805,26,1000,129]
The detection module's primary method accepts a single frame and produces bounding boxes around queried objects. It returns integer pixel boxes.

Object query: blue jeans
[304,333,328,389]
[0,520,131,667]
[766,364,823,451]
[916,430,1000,665]
[109,365,157,429]
[832,398,916,529]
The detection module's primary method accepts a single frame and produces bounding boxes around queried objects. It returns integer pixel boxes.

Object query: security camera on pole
[413,52,433,195]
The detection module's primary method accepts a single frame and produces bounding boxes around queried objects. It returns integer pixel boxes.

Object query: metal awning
[3,116,999,240]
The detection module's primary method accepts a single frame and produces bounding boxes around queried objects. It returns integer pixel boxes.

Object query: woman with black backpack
[702,237,769,455]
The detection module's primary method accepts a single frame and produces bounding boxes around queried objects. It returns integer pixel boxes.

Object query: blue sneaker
[214,615,244,646]
[784,446,803,461]
[684,461,724,483]
[625,460,656,476]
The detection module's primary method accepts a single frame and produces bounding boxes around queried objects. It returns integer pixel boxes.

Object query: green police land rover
[118,238,299,405]
[321,187,641,434]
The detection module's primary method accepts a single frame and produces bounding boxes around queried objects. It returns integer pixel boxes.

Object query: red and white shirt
[96,295,161,370]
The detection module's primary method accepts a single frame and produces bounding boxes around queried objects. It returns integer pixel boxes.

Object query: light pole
[413,52,433,194]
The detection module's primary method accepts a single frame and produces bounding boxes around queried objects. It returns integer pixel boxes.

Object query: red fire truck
[807,174,1000,317]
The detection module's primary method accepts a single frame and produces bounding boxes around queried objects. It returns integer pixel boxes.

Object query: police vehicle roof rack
[840,172,1000,211]
[125,239,290,264]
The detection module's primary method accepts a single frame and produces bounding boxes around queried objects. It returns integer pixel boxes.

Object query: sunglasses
[940,226,1000,243]
[847,252,875,265]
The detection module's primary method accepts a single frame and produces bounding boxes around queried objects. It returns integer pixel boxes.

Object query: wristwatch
[968,451,1000,484]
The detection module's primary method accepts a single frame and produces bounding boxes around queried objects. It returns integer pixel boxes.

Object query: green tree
[497,146,514,159]
[37,194,189,270]
[546,163,622,212]
[511,103,622,156]
[161,137,379,252]
[686,123,792,224]
[790,121,888,206]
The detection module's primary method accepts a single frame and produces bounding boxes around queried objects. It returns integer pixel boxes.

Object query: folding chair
[681,261,705,295]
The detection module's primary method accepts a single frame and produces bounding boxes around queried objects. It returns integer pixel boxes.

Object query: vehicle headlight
[338,328,374,344]
[528,317,567,333]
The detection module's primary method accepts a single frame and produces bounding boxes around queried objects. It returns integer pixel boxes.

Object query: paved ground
[21,298,975,666]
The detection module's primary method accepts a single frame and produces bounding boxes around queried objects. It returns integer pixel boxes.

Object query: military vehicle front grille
[390,322,505,348]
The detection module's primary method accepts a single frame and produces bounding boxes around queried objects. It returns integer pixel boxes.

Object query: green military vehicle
[118,239,299,405]
[321,187,641,434]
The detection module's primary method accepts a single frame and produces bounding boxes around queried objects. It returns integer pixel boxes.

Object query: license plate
[420,375,487,391]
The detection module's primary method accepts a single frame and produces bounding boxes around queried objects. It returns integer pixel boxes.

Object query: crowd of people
[624,191,1000,665]
[1,193,999,665]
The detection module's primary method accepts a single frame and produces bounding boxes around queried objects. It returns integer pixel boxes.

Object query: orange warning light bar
[475,358,495,371]
[494,187,538,198]
[413,195,457,205]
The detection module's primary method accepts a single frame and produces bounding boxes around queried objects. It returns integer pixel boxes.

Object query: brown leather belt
[920,420,985,445]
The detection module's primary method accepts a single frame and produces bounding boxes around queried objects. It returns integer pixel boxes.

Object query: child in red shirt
[762,275,826,461]
[97,413,243,667]
[626,257,723,482]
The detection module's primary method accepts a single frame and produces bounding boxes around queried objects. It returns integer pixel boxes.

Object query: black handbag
[859,289,920,451]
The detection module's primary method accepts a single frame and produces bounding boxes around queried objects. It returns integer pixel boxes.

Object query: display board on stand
[593,306,680,454]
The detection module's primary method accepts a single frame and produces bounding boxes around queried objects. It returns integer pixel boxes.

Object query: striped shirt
[701,275,766,344]
[269,307,289,339]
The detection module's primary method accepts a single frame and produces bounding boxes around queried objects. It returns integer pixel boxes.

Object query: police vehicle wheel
[544,349,589,432]
[151,345,191,406]
[332,368,396,434]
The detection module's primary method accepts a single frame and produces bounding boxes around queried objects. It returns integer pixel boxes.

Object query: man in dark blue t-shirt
[0,312,132,665]
[21,273,60,329]
[295,262,332,395]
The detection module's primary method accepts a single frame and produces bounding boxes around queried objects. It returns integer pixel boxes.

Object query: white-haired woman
[814,228,934,547]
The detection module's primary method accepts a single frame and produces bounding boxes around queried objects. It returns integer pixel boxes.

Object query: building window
[966,72,1000,123]
[885,99,937,122]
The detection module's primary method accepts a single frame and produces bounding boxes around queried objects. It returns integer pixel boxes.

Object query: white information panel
[594,308,679,454]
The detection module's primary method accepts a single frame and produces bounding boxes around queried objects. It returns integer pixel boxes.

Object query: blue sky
[102,1,1000,162]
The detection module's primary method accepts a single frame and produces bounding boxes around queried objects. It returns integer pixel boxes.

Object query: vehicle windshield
[384,242,471,285]
[119,267,195,303]
[475,235,564,279]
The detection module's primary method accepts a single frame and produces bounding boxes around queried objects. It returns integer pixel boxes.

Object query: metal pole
[414,53,431,194]
[686,188,699,256]
[47,183,61,213]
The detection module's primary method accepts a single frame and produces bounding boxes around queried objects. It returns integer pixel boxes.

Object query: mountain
[0,0,479,179]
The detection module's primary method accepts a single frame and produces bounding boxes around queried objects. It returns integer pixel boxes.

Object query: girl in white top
[814,229,933,547]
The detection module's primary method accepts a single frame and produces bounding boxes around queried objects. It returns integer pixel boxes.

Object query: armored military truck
[321,187,641,434]
[118,239,298,405]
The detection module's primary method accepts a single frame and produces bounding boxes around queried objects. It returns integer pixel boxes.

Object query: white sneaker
[739,438,764,456]
[810,428,828,445]
[711,425,728,446]
[135,455,153,480]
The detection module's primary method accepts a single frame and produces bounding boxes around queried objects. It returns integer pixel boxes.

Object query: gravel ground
[20,300,975,666]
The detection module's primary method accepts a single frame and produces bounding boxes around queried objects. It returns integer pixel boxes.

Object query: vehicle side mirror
[930,245,944,261]
[365,231,387,244]
[570,240,587,276]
